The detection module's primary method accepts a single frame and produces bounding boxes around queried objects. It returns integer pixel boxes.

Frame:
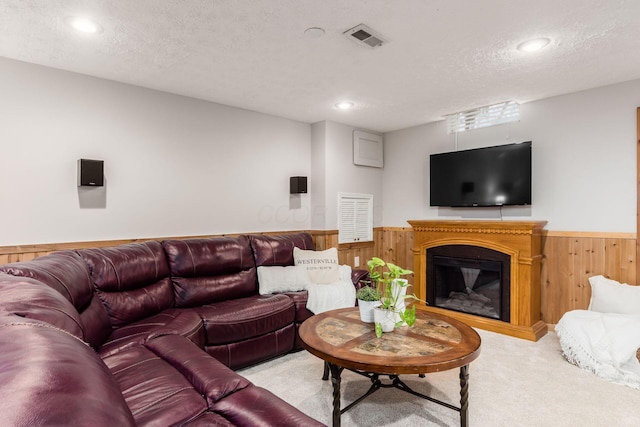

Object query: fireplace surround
[409,220,547,341]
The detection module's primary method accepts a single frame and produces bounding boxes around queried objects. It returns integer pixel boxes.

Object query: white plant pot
[358,299,380,323]
[373,307,396,333]
[391,279,409,324]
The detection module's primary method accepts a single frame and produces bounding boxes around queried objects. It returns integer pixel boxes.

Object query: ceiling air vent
[343,24,386,48]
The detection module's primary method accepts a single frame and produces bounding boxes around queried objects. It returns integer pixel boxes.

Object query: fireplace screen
[427,245,510,322]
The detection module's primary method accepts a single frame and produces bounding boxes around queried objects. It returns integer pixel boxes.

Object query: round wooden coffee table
[299,307,481,427]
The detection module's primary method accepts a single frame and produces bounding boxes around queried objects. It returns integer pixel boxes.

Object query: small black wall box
[78,159,104,187]
[290,176,307,194]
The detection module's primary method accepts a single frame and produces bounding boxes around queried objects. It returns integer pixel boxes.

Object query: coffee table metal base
[322,361,469,427]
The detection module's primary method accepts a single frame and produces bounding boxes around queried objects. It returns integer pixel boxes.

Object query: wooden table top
[299,307,481,375]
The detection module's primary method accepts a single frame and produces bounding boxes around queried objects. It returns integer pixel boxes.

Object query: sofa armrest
[351,268,370,289]
[211,385,324,426]
[0,274,84,339]
[0,314,136,426]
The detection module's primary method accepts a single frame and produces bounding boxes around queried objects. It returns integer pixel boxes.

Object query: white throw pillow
[293,247,340,284]
[588,275,640,315]
[257,265,311,295]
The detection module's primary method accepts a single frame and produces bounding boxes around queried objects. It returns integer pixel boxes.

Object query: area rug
[239,329,640,426]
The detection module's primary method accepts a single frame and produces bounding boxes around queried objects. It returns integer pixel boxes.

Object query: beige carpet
[239,329,640,426]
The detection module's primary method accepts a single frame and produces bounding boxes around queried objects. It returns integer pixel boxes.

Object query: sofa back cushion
[248,233,315,267]
[163,236,257,307]
[0,274,84,338]
[0,251,111,347]
[78,241,174,328]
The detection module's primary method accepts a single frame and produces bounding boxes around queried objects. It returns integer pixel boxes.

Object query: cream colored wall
[310,122,327,229]
[0,57,311,245]
[324,121,384,228]
[2,55,639,247]
[382,79,640,232]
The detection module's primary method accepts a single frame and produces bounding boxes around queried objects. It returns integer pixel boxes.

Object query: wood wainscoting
[540,230,636,322]
[0,227,636,326]
[334,227,637,326]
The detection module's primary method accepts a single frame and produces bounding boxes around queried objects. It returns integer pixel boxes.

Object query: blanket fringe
[555,321,640,390]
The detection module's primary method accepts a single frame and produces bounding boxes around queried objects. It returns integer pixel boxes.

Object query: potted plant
[366,257,422,337]
[356,285,380,323]
[355,257,385,322]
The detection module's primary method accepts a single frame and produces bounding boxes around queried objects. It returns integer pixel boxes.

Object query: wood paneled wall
[0,228,636,325]
[0,232,306,264]
[331,228,637,325]
[540,232,636,323]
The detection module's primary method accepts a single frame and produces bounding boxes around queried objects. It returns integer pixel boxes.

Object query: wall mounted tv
[430,141,532,207]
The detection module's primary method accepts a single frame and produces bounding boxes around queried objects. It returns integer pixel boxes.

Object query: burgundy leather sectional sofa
[0,233,360,426]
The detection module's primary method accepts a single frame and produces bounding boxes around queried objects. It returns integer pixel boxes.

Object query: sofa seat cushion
[195,294,295,345]
[0,315,136,426]
[102,334,252,426]
[283,290,313,323]
[182,411,235,426]
[98,308,205,357]
[103,345,209,425]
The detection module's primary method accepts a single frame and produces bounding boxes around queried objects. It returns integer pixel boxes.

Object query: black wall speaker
[290,176,307,194]
[77,159,104,187]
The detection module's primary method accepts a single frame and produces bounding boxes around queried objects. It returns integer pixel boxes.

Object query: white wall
[3,57,637,246]
[0,58,311,245]
[384,80,640,233]
[383,79,640,232]
[310,122,326,229]
[310,121,384,230]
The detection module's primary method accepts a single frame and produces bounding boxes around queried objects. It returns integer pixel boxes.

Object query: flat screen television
[430,141,532,207]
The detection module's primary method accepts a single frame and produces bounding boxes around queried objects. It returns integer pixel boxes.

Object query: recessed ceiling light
[335,101,355,110]
[304,27,325,38]
[517,38,550,52]
[66,16,103,34]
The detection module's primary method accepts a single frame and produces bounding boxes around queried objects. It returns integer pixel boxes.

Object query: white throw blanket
[305,265,356,314]
[555,309,640,389]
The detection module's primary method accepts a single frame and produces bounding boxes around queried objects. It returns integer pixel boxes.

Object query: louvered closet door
[338,193,373,244]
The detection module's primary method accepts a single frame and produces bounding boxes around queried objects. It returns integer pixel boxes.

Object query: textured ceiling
[1,0,639,133]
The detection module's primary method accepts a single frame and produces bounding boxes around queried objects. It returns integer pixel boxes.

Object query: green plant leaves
[375,322,383,338]
[367,257,385,283]
[399,305,417,327]
[368,257,385,269]
[356,285,380,302]
[384,262,413,280]
[365,258,423,329]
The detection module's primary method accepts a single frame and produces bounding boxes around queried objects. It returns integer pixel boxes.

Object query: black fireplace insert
[426,245,510,322]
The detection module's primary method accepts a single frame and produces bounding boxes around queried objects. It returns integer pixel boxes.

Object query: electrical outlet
[354,256,360,267]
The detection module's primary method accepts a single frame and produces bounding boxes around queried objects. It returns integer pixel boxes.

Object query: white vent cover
[343,24,386,48]
[446,101,520,134]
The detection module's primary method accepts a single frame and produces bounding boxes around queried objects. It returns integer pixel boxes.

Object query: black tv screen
[430,141,532,207]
